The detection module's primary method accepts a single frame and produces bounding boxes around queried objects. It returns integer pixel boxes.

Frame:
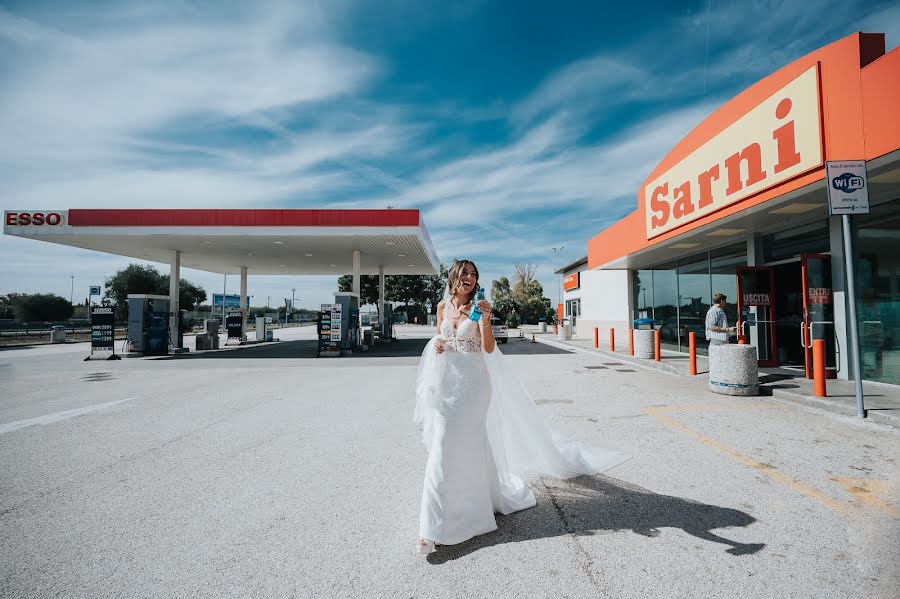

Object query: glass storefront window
[762,221,829,263]
[710,245,744,353]
[565,298,581,324]
[633,270,654,320]
[677,254,711,353]
[631,244,746,354]
[855,199,900,385]
[652,262,679,351]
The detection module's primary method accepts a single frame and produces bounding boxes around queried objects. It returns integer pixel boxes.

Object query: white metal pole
[352,250,361,296]
[169,251,181,349]
[240,267,248,340]
[841,214,865,418]
[70,276,74,305]
[379,265,385,337]
[291,289,296,325]
[222,274,227,325]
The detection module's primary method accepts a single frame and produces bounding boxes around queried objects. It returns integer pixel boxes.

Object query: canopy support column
[169,250,181,350]
[240,267,248,341]
[352,250,361,296]
[378,265,385,338]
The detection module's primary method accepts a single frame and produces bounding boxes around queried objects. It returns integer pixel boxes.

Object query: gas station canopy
[3,208,440,275]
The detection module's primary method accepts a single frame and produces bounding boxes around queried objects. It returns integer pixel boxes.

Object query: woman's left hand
[476,299,492,321]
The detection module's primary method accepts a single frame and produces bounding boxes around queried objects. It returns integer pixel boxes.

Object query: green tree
[510,264,555,325]
[14,293,74,322]
[423,263,449,314]
[160,276,207,311]
[387,275,426,312]
[0,293,26,320]
[490,276,518,325]
[336,274,381,306]
[104,264,207,321]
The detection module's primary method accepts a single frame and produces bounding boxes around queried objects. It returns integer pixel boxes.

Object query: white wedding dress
[415,297,629,546]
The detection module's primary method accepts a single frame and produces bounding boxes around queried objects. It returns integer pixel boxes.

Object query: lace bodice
[440,299,483,353]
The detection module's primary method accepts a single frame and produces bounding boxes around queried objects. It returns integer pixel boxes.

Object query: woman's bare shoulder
[437,300,445,310]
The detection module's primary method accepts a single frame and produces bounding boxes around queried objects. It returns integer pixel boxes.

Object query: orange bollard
[609,328,615,352]
[654,329,661,361]
[593,327,599,349]
[813,339,827,397]
[738,338,746,345]
[629,329,634,356]
[689,332,697,375]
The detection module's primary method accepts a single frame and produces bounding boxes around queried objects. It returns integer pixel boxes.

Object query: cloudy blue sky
[1,0,898,309]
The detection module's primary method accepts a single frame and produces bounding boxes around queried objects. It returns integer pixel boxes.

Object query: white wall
[574,269,632,341]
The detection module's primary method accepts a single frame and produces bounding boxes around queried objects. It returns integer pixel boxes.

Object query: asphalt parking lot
[1,325,898,598]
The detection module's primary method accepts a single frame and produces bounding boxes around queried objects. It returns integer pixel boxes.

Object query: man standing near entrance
[706,293,736,347]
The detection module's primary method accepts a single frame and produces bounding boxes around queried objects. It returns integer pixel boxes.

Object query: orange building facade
[581,33,900,385]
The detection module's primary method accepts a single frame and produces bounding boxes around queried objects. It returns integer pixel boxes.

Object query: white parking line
[0,397,137,435]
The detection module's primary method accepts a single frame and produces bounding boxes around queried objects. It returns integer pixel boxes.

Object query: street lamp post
[551,246,565,311]
[291,288,296,325]
[70,275,74,305]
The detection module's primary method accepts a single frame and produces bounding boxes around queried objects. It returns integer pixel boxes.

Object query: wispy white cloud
[0,2,383,209]
[1,0,896,309]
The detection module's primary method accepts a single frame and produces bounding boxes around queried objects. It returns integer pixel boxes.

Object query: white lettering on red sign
[743,293,770,306]
[644,65,822,238]
[808,287,832,304]
[5,212,64,226]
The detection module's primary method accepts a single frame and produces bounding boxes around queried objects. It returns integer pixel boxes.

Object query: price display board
[91,306,115,351]
[87,306,120,360]
[226,310,243,339]
[317,304,342,356]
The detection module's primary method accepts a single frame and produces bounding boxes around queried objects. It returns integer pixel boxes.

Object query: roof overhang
[597,149,900,271]
[554,256,587,275]
[3,209,441,276]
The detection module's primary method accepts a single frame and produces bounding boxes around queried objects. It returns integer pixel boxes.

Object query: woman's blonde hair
[447,260,480,303]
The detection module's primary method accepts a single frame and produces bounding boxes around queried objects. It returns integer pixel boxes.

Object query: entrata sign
[644,65,823,239]
[5,211,65,226]
[808,287,832,304]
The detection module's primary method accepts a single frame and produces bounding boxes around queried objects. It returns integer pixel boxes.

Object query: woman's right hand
[435,338,446,354]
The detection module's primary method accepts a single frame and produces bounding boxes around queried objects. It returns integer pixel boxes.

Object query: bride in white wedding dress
[415,260,629,555]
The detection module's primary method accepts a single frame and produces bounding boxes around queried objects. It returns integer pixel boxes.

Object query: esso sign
[5,212,64,226]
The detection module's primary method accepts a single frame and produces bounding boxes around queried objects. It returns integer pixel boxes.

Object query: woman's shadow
[428,474,765,563]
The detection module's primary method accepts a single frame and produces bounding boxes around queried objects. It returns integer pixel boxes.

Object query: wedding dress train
[415,300,629,546]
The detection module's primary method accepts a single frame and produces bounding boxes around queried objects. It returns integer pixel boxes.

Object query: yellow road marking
[643,407,850,514]
[831,477,900,519]
[649,403,783,414]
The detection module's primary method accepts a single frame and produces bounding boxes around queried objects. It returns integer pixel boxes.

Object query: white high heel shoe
[416,538,436,554]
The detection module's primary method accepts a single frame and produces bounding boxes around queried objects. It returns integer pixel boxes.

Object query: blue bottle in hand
[469,288,485,322]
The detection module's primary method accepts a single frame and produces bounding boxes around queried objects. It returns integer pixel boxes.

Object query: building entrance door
[736,267,777,367]
[801,253,837,379]
[772,261,804,368]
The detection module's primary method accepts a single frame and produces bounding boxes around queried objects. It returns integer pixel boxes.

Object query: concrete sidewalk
[531,330,900,429]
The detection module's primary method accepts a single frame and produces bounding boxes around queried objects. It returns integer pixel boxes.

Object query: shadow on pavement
[152,336,572,360]
[428,474,764,564]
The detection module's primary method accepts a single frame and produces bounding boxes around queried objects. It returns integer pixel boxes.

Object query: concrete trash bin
[195,333,210,350]
[633,317,657,330]
[265,330,273,342]
[633,329,655,359]
[709,344,759,396]
[539,322,547,333]
[558,319,572,340]
[50,325,66,344]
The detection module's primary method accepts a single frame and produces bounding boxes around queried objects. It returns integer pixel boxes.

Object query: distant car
[491,317,508,343]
